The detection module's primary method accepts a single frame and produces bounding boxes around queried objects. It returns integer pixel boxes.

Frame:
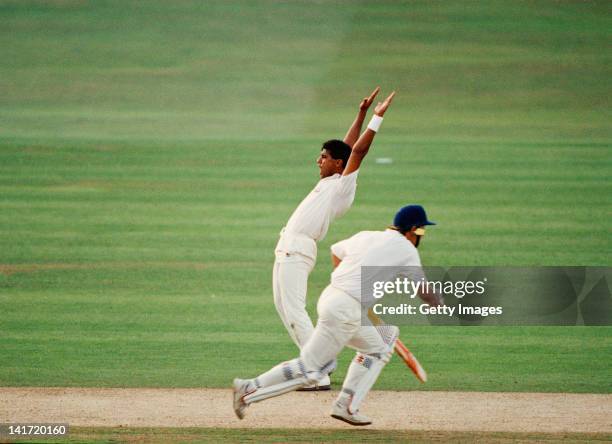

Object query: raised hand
[359,87,380,112]
[374,91,396,117]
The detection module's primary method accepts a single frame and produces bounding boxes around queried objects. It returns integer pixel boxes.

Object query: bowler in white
[273,88,395,390]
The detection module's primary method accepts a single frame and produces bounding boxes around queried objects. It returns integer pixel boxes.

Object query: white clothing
[243,231,423,418]
[272,255,315,348]
[273,170,359,349]
[274,230,317,263]
[276,170,359,261]
[330,229,424,305]
[244,285,392,413]
[300,285,390,373]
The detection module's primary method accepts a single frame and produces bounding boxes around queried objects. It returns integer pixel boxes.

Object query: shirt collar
[320,173,341,182]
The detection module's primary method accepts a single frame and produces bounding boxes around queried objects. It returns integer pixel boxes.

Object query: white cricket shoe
[296,374,331,392]
[330,401,372,426]
[232,378,251,419]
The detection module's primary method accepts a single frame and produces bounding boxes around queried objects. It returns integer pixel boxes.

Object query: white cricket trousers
[301,285,389,373]
[272,253,315,349]
[243,284,392,410]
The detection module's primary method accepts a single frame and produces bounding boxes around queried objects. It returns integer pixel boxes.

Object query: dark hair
[321,139,351,170]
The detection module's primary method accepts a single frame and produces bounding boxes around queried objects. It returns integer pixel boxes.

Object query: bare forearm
[344,87,380,147]
[342,90,394,177]
[343,110,367,148]
[351,127,376,156]
[341,128,376,176]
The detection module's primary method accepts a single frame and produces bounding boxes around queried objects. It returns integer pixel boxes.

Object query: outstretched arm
[343,91,396,176]
[343,87,380,148]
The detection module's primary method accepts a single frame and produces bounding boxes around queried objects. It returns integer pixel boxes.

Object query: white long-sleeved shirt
[275,170,358,261]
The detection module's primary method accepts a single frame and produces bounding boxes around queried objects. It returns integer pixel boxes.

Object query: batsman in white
[234,205,443,426]
[273,87,395,390]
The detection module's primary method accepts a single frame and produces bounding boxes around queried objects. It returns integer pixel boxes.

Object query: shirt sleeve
[332,170,359,218]
[331,230,369,260]
[330,237,352,260]
[336,169,359,196]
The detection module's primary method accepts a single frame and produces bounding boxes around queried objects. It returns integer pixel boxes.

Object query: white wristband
[367,115,383,132]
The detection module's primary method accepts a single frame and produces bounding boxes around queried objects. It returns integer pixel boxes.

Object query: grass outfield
[23,427,612,443]
[1,0,611,394]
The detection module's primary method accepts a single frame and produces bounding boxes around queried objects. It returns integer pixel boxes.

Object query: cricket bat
[394,338,427,383]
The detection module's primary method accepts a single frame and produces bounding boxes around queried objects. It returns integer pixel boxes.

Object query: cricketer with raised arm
[273,89,395,390]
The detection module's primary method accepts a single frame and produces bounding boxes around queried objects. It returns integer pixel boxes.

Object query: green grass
[0,0,611,394]
[14,427,612,444]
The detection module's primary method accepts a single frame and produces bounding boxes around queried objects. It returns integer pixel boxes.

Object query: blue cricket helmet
[393,205,435,232]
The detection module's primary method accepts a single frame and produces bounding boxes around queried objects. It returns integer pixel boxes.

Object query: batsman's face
[414,226,426,248]
[317,149,343,178]
[407,226,426,248]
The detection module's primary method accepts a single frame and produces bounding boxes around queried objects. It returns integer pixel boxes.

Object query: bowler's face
[317,149,340,178]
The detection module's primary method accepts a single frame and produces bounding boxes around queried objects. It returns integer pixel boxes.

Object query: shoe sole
[232,380,245,419]
[331,413,372,426]
[296,384,331,392]
[232,392,244,419]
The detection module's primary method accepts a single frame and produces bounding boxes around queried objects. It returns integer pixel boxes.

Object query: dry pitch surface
[2,388,611,433]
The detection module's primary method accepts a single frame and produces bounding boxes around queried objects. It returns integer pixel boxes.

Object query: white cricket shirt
[276,170,358,260]
[330,229,424,305]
